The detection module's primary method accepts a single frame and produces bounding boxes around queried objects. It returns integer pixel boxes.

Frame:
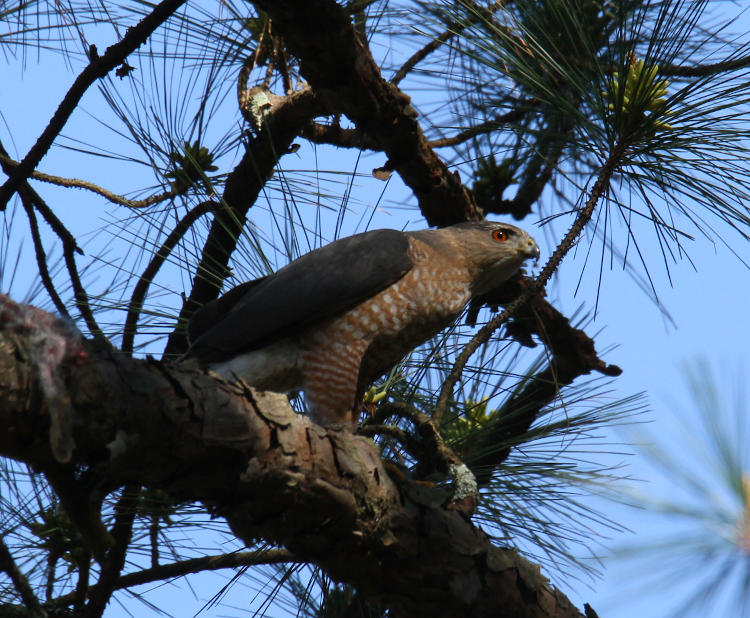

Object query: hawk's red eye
[492,229,508,242]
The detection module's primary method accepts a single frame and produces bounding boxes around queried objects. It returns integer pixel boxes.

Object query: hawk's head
[447,221,540,295]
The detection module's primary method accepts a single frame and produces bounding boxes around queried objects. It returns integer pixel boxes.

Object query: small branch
[122,200,213,354]
[0,153,176,208]
[391,28,457,86]
[427,106,531,149]
[86,484,141,618]
[391,1,505,86]
[2,145,102,336]
[42,467,112,564]
[19,195,70,320]
[368,401,465,480]
[358,423,422,462]
[0,536,47,618]
[73,550,91,610]
[434,148,621,425]
[162,88,327,358]
[0,0,187,209]
[48,549,296,609]
[0,140,81,255]
[22,190,82,255]
[661,54,750,77]
[62,237,103,339]
[122,548,295,588]
[300,121,383,151]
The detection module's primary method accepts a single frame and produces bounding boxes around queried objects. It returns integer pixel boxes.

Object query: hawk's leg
[301,339,369,426]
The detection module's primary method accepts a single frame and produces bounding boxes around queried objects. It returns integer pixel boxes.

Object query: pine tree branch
[0,295,589,618]
[434,150,623,426]
[254,0,482,227]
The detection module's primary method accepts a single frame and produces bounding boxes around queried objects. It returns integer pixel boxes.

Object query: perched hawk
[187,221,539,425]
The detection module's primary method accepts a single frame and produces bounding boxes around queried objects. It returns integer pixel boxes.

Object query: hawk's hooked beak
[519,238,540,261]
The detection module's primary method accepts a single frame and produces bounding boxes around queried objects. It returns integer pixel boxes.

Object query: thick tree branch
[254,0,481,227]
[0,295,588,618]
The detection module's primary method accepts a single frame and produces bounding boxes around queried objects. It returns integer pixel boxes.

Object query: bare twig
[434,146,622,425]
[86,484,141,618]
[19,194,70,320]
[370,401,465,479]
[428,106,531,148]
[62,238,103,338]
[0,0,187,209]
[0,537,47,617]
[122,200,213,354]
[2,150,102,335]
[391,1,505,85]
[48,548,296,609]
[391,28,458,86]
[23,190,82,255]
[0,140,81,255]
[358,423,422,459]
[662,54,750,77]
[0,153,176,208]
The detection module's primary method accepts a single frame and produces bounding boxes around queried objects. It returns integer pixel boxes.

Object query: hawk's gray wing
[187,228,414,363]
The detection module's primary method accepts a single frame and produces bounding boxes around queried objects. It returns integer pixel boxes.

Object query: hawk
[187,221,539,425]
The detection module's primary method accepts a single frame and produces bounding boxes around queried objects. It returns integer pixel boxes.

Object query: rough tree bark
[0,295,588,617]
